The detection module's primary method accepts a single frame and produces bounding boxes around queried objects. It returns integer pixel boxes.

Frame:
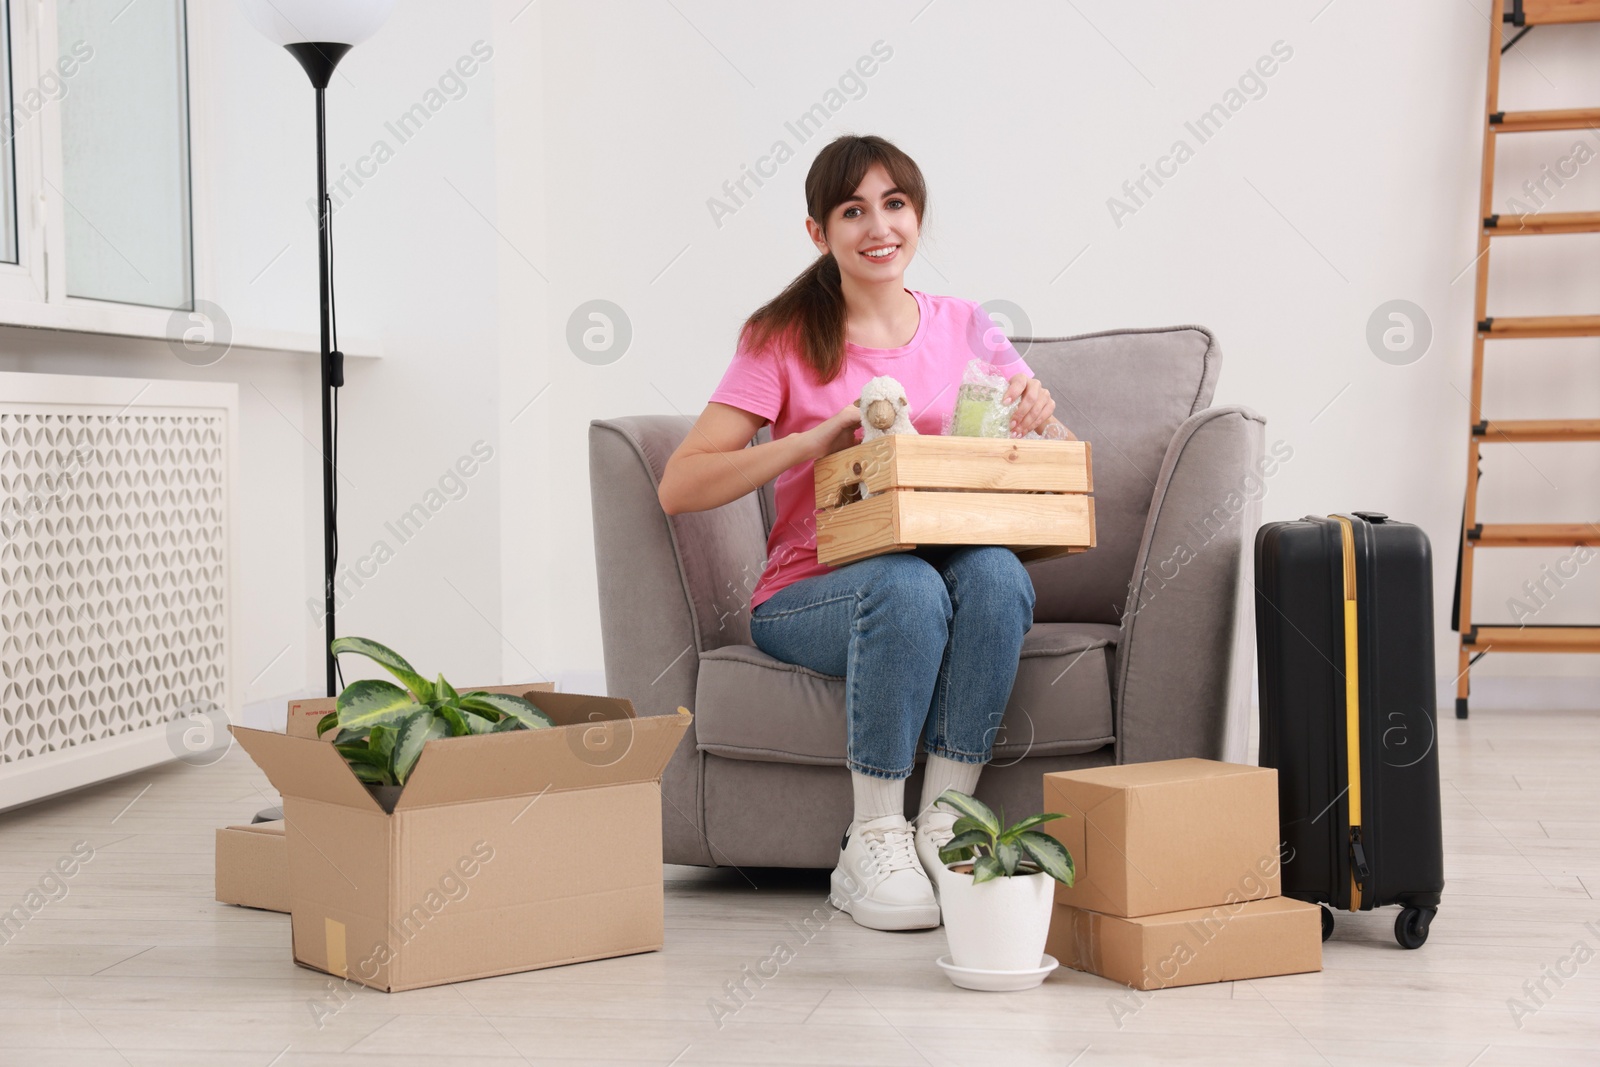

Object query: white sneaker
[828,813,940,930]
[914,810,960,899]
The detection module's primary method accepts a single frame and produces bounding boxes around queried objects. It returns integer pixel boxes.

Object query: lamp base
[285,42,352,89]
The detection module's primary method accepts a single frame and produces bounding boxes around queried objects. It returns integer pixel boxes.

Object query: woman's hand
[1003,374,1057,437]
[800,401,864,461]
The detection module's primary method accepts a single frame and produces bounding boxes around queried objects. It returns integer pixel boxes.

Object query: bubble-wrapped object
[1021,419,1073,441]
[945,359,1019,438]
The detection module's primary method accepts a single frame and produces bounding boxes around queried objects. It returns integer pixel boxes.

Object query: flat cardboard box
[1042,758,1281,917]
[285,682,557,740]
[1046,896,1323,990]
[234,689,691,992]
[215,820,288,913]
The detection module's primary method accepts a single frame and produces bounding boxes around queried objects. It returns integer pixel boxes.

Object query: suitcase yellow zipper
[1336,515,1369,911]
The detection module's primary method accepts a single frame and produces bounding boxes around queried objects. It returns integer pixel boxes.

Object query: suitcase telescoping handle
[1334,515,1370,909]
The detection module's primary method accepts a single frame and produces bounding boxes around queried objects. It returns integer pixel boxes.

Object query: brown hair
[736,135,927,386]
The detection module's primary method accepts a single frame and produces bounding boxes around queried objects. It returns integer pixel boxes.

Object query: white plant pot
[938,862,1056,972]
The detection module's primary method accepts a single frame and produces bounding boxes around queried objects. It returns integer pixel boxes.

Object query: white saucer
[936,953,1059,991]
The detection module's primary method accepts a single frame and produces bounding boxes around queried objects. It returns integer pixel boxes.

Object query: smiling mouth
[861,246,899,261]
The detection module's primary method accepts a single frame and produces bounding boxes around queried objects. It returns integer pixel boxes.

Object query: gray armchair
[589,325,1265,868]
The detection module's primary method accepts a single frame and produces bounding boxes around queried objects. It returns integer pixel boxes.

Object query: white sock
[916,754,983,823]
[851,771,905,825]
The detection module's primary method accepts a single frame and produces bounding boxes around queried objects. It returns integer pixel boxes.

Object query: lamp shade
[237,0,395,47]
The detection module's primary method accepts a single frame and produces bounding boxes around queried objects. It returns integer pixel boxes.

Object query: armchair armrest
[1113,405,1268,765]
[589,417,721,866]
[589,415,781,865]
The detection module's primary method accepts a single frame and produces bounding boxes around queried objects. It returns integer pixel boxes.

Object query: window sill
[0,297,383,358]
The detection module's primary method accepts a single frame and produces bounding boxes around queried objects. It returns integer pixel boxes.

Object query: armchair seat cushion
[693,622,1118,765]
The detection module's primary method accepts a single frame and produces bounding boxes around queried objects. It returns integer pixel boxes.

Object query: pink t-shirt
[707,288,1036,611]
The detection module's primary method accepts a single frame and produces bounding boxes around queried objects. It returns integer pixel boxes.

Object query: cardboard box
[1046,896,1323,990]
[1043,758,1281,917]
[285,682,556,740]
[233,690,691,992]
[812,434,1095,566]
[215,820,288,913]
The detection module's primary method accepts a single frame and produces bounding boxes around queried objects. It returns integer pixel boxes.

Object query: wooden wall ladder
[1454,0,1600,718]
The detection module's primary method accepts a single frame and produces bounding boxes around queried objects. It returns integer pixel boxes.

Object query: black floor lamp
[240,0,395,698]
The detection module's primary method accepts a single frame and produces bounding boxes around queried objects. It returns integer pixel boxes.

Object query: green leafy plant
[934,789,1076,887]
[318,637,554,787]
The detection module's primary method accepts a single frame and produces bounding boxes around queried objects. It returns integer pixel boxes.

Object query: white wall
[491,1,559,696]
[10,1,1592,732]
[493,0,1598,707]
[0,2,506,727]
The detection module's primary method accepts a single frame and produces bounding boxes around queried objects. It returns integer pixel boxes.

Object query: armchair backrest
[744,326,1223,625]
[1013,325,1221,623]
[587,324,1222,709]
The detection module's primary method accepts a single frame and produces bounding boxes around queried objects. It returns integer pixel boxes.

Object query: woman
[657,134,1064,932]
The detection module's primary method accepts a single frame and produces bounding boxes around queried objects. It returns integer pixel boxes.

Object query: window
[0,0,197,331]
[57,0,193,309]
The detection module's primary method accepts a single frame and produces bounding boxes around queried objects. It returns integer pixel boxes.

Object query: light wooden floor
[1,706,1597,1066]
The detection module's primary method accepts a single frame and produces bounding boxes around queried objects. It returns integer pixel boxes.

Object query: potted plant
[933,789,1075,990]
[317,637,554,811]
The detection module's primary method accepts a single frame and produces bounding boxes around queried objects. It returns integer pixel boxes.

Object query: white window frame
[0,0,52,305]
[0,1,372,356]
[0,0,206,335]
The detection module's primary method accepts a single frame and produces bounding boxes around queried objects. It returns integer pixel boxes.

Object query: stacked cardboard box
[217,682,691,992]
[1041,758,1322,991]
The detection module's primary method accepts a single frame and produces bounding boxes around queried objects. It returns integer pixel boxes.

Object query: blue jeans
[749,545,1037,780]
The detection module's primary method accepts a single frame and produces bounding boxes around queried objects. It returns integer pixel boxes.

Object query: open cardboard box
[213,688,561,918]
[232,686,691,992]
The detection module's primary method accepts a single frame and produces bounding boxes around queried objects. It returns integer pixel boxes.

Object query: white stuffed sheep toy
[859,375,917,441]
[855,376,917,500]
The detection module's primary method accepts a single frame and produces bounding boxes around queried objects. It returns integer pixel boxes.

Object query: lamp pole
[313,85,339,700]
[283,42,353,696]
[239,0,393,696]
[316,82,337,697]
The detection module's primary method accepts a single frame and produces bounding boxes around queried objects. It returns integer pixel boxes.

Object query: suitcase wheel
[1320,905,1334,942]
[1394,906,1435,949]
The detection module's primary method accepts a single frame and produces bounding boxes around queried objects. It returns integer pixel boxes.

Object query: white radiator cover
[0,372,238,811]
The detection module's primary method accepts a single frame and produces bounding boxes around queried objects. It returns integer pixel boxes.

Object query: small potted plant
[317,637,554,811]
[933,789,1075,990]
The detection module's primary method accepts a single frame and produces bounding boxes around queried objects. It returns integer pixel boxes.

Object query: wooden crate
[813,434,1095,567]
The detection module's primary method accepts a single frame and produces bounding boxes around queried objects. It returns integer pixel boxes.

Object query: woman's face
[807,161,919,286]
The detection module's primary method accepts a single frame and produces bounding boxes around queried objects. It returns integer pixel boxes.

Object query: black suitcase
[1254,511,1445,948]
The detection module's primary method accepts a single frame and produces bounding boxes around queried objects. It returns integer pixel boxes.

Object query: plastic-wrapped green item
[947,360,1020,438]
